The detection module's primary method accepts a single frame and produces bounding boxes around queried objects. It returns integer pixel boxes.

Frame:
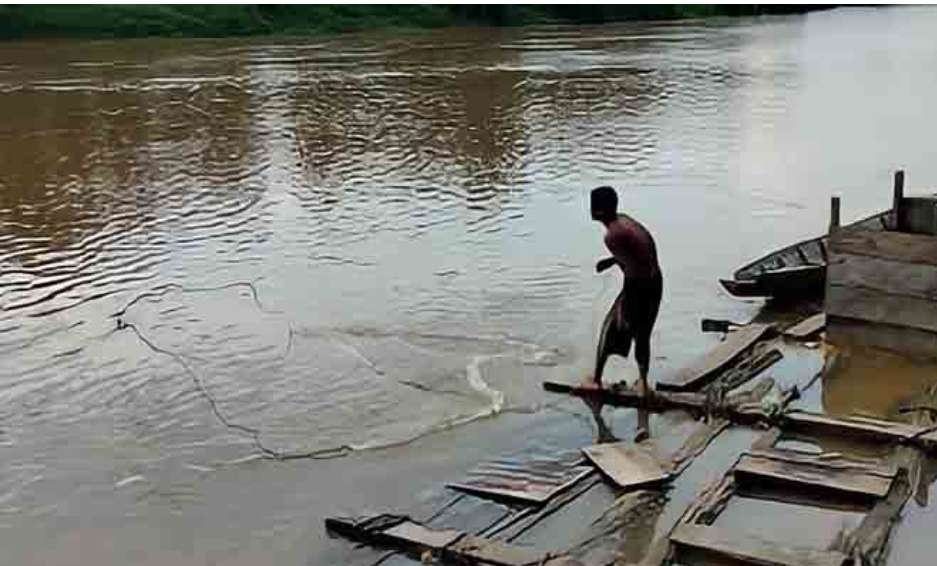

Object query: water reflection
[822,330,937,422]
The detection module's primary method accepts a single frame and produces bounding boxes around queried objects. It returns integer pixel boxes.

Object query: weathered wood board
[325,516,462,551]
[826,315,937,362]
[829,229,937,266]
[447,451,593,504]
[657,323,773,392]
[325,515,569,566]
[748,447,898,479]
[543,381,713,413]
[382,520,463,549]
[447,535,548,566]
[733,452,895,500]
[828,255,937,301]
[783,410,934,446]
[582,442,671,488]
[826,286,937,333]
[784,313,826,339]
[671,524,850,566]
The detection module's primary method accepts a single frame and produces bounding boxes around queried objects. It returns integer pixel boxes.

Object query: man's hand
[595,257,616,273]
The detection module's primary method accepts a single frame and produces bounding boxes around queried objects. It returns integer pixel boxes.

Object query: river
[2,7,937,565]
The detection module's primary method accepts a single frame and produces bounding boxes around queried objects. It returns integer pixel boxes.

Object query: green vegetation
[0,5,826,40]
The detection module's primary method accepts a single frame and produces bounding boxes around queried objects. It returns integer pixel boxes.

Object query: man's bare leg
[634,335,652,441]
[589,300,618,388]
[635,334,652,398]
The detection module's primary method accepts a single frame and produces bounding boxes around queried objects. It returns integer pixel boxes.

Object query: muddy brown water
[4,7,937,565]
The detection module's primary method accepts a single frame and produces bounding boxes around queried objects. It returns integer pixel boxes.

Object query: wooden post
[829,196,841,233]
[893,169,905,230]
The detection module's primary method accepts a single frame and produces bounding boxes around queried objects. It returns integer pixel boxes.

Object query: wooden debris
[784,313,826,339]
[682,474,736,526]
[657,323,774,392]
[710,347,783,395]
[669,418,731,475]
[446,535,547,566]
[748,447,898,479]
[448,451,593,504]
[383,520,464,549]
[751,427,783,452]
[543,380,775,427]
[830,469,911,566]
[831,392,937,564]
[325,515,461,553]
[733,452,895,501]
[582,443,670,489]
[493,473,602,542]
[782,410,937,450]
[671,524,850,566]
[325,514,571,566]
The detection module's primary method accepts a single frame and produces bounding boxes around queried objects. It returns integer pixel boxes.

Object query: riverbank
[0,5,827,40]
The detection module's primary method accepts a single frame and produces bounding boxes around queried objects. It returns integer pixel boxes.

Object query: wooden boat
[720,210,891,299]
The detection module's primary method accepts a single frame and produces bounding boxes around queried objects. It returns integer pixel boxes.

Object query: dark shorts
[599,275,663,357]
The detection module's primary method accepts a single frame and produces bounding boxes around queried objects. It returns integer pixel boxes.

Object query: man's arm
[596,256,617,273]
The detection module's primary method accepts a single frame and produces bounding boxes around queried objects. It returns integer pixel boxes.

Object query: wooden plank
[541,379,777,427]
[543,381,711,413]
[733,453,894,500]
[582,443,671,488]
[447,451,593,504]
[784,410,930,444]
[446,535,547,566]
[325,515,572,565]
[826,315,937,362]
[383,521,464,549]
[324,516,463,553]
[828,254,937,301]
[830,229,937,266]
[825,284,937,333]
[658,323,773,392]
[493,473,602,542]
[669,418,731,475]
[783,313,826,339]
[671,524,849,566]
[682,474,736,526]
[748,447,898,479]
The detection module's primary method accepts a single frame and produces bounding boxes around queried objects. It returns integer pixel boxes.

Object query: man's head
[590,186,618,222]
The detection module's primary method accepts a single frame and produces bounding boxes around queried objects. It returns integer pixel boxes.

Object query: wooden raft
[657,323,774,391]
[660,443,901,566]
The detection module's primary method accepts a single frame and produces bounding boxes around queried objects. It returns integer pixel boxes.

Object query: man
[589,186,662,397]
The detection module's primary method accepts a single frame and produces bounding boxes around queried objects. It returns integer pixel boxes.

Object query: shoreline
[0,5,831,42]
